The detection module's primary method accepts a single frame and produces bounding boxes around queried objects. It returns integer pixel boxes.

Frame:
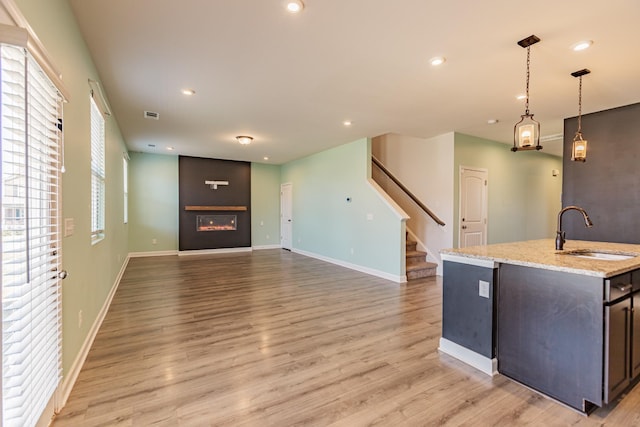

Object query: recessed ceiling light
[516,94,527,100]
[487,119,499,125]
[181,89,195,96]
[429,56,446,66]
[343,120,352,126]
[571,40,593,52]
[286,1,304,13]
[236,135,253,145]
[263,156,269,161]
[167,146,174,151]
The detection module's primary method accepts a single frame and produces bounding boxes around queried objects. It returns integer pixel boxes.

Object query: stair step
[406,250,428,266]
[406,240,417,252]
[406,261,438,280]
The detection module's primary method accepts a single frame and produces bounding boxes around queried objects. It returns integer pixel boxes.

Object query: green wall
[128,153,178,252]
[14,0,130,376]
[281,138,405,279]
[454,133,563,246]
[251,163,281,248]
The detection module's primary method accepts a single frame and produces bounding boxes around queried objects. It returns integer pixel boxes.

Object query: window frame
[90,94,106,243]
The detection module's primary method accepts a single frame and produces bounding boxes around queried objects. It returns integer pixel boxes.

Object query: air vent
[144,111,159,120]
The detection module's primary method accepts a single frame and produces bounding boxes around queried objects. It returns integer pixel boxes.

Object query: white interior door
[459,167,488,248]
[280,183,292,250]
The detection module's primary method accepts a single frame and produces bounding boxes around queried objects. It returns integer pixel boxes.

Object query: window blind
[90,96,105,239]
[1,43,63,427]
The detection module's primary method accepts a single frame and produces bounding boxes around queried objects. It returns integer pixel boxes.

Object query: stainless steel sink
[562,250,637,261]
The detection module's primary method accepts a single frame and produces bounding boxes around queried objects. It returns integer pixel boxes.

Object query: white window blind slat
[1,43,63,427]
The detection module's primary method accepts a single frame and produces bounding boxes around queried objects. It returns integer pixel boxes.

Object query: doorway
[280,183,293,250]
[459,167,488,248]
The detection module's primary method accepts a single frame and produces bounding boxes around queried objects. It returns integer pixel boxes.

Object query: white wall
[372,132,455,274]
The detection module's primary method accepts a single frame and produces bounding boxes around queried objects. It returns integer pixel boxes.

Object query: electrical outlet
[78,310,83,328]
[152,238,157,245]
[260,221,264,226]
[266,234,270,240]
[479,280,490,298]
[350,248,354,255]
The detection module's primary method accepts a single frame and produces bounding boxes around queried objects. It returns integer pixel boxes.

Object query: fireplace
[196,215,237,231]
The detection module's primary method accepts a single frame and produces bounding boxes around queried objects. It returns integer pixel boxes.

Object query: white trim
[252,244,281,250]
[292,248,406,283]
[441,253,497,269]
[128,250,178,258]
[367,178,409,221]
[178,247,252,256]
[57,255,130,409]
[438,337,498,376]
[0,0,70,100]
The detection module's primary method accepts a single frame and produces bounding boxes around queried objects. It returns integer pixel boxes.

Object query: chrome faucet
[556,206,593,250]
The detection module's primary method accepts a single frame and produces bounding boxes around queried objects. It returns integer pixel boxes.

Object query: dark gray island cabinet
[440,240,640,413]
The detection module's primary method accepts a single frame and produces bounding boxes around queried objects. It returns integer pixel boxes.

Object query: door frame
[458,166,488,248]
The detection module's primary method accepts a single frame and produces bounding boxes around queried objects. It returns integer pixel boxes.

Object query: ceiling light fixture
[430,56,446,66]
[343,120,352,126]
[167,146,174,151]
[286,1,304,13]
[512,34,542,152]
[516,94,527,100]
[571,68,591,162]
[236,136,253,145]
[181,89,195,96]
[487,119,499,125]
[572,40,593,52]
[263,156,270,161]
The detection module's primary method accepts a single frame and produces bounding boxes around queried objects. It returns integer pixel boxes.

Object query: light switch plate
[479,280,490,298]
[64,218,74,237]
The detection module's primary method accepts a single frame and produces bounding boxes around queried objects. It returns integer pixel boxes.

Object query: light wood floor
[53,250,640,426]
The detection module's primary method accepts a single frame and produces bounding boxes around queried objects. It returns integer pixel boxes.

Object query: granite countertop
[441,239,640,278]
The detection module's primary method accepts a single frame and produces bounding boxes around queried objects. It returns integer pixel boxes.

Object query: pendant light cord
[524,46,531,115]
[577,76,583,134]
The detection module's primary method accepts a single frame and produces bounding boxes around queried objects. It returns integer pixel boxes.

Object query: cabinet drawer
[606,273,632,302]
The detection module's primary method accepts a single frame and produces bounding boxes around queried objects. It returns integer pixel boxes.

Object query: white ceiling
[67,0,640,163]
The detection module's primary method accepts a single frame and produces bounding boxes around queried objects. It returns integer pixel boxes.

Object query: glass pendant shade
[572,133,587,162]
[512,114,541,151]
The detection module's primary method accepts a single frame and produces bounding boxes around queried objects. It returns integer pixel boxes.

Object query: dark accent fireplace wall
[179,156,251,250]
[562,102,640,243]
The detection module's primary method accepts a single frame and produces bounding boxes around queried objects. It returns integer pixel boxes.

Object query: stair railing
[372,155,445,227]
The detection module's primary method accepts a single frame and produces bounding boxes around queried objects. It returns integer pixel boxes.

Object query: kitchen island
[440,239,640,413]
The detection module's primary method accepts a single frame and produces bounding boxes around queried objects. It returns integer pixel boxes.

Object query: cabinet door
[633,292,640,380]
[604,300,631,403]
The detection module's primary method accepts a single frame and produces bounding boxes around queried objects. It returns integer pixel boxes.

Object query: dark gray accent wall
[178,156,251,251]
[562,102,640,243]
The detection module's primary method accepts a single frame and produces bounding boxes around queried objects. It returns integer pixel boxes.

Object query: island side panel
[442,261,497,358]
[498,264,603,411]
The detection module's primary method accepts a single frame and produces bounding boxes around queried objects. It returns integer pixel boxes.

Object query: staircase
[406,237,438,280]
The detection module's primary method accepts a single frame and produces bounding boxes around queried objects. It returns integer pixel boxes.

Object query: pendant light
[571,69,591,162]
[512,35,542,152]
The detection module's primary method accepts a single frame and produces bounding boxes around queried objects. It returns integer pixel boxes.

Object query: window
[90,95,106,241]
[123,156,128,224]
[1,43,63,427]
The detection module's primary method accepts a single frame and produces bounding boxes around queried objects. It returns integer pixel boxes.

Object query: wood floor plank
[53,249,640,426]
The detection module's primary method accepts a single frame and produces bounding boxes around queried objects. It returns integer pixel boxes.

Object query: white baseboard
[57,255,131,410]
[252,244,282,250]
[128,250,178,258]
[178,247,252,256]
[292,248,406,283]
[438,337,498,376]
